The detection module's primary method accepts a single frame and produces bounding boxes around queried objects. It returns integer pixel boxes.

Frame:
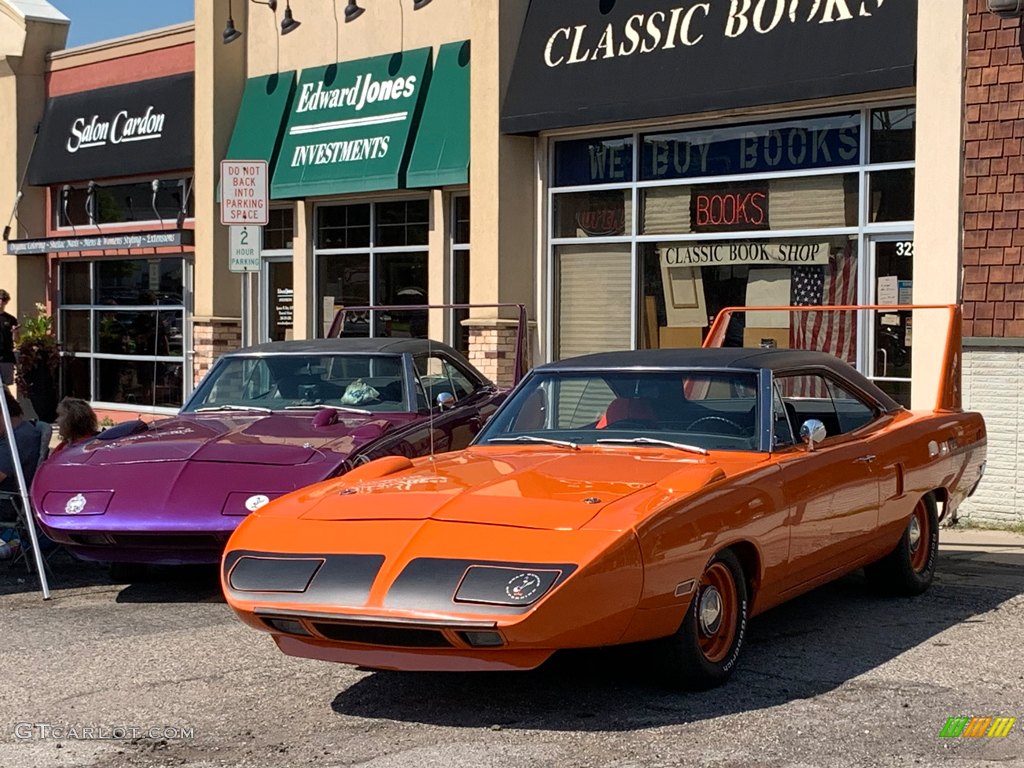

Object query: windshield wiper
[597,437,709,456]
[195,405,272,414]
[284,404,372,415]
[488,435,580,451]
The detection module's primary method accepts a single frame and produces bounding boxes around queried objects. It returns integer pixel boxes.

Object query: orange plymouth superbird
[222,306,986,689]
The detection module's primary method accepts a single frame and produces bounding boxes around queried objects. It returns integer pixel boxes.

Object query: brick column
[464,319,527,387]
[192,318,242,385]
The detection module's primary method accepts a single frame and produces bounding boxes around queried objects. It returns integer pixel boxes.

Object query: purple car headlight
[41,490,113,516]
[454,565,563,607]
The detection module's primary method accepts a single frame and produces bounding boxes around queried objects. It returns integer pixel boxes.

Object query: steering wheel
[686,415,745,435]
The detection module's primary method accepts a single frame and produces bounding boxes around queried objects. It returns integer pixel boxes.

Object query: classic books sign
[272,49,431,198]
[502,0,916,133]
[6,230,194,256]
[26,73,194,185]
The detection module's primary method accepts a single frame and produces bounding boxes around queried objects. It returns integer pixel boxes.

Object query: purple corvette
[31,337,506,566]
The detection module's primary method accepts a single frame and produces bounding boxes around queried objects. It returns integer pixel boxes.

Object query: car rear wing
[703,304,964,413]
[326,303,529,385]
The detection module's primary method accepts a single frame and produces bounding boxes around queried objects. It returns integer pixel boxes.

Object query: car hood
[296,446,742,531]
[71,411,416,467]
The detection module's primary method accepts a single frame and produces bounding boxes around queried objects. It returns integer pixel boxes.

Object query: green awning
[272,48,432,199]
[406,41,470,188]
[225,71,297,174]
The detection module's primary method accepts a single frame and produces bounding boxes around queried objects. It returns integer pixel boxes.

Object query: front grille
[111,534,224,549]
[312,622,453,648]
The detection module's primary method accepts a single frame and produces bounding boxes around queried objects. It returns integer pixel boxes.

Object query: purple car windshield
[183,354,409,413]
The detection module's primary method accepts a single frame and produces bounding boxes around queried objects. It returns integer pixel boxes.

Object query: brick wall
[964,0,1024,336]
[192,319,242,385]
[960,1,1024,525]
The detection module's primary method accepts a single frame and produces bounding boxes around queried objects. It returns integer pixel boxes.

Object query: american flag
[790,244,858,365]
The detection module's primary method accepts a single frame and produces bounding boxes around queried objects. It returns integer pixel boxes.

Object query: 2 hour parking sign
[220,160,268,226]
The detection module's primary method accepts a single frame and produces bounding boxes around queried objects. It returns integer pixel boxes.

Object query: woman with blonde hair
[52,397,99,455]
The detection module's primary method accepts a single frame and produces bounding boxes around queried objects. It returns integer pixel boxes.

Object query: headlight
[454,565,564,607]
[42,490,112,516]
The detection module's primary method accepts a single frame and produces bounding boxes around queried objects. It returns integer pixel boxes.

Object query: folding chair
[0,421,53,573]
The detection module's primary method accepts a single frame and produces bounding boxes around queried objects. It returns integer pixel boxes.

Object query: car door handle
[855,454,876,464]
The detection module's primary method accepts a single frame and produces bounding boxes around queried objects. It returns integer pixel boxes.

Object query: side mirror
[436,391,456,411]
[799,419,827,452]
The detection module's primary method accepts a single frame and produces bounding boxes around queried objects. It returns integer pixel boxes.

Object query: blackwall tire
[655,549,748,690]
[865,494,939,597]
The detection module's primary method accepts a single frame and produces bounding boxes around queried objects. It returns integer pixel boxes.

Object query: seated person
[0,388,41,507]
[51,397,99,456]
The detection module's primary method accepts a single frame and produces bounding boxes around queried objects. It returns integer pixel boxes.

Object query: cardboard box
[659,326,704,349]
[743,327,790,349]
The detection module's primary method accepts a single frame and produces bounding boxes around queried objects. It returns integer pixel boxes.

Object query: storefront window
[553,136,634,187]
[870,108,915,163]
[556,244,632,359]
[549,107,915,382]
[56,178,193,228]
[315,199,430,339]
[58,257,187,409]
[640,114,860,181]
[553,190,632,238]
[264,208,295,251]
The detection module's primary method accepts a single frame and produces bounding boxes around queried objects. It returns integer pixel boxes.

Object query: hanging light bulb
[223,0,242,44]
[344,0,364,23]
[281,0,301,34]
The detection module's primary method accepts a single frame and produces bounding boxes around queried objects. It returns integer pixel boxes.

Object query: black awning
[502,0,917,135]
[26,72,194,185]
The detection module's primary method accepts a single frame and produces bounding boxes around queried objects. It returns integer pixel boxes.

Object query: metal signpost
[229,225,262,347]
[0,390,50,599]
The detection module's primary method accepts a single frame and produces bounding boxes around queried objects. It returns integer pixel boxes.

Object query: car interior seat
[597,397,657,429]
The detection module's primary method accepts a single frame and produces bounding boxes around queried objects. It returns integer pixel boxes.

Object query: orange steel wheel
[908,498,932,574]
[696,562,739,664]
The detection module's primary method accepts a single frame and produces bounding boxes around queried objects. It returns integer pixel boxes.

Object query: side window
[827,380,879,434]
[777,373,878,438]
[771,382,795,447]
[440,357,478,399]
[777,374,839,437]
[414,355,476,405]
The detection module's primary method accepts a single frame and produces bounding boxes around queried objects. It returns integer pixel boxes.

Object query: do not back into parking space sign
[221,160,268,226]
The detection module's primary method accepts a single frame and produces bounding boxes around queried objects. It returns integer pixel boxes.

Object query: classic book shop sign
[26,73,194,185]
[502,0,917,133]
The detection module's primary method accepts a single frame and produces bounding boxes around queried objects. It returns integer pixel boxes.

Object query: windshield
[183,354,408,413]
[475,369,760,451]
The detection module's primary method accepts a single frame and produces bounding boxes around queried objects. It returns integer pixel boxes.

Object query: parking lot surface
[1,528,1022,768]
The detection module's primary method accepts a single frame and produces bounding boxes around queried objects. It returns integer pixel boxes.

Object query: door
[866,236,913,408]
[773,372,882,594]
[262,259,293,343]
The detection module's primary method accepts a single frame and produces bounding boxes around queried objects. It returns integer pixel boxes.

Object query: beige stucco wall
[217,0,534,344]
[911,0,966,410]
[194,0,246,322]
[0,7,68,322]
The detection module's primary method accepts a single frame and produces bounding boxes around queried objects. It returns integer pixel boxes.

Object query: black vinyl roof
[227,337,463,359]
[538,348,902,412]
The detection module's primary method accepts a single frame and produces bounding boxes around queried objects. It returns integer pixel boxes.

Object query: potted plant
[14,303,60,422]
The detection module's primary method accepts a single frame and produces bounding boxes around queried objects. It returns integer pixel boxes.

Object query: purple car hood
[73,411,417,467]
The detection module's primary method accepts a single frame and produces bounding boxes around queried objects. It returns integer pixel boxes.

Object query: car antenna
[428,321,435,462]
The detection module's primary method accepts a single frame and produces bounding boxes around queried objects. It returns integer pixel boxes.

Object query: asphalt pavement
[0,527,1022,768]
